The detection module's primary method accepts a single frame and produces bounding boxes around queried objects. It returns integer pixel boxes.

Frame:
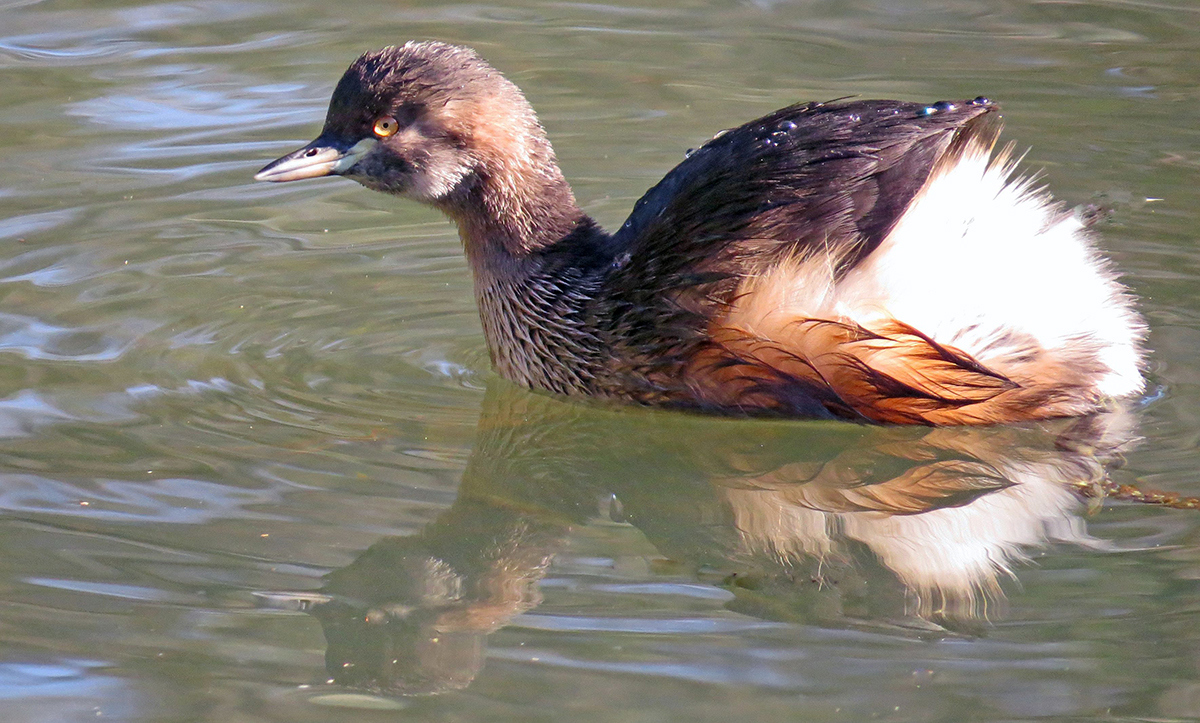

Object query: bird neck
[442,158,588,256]
[436,167,615,393]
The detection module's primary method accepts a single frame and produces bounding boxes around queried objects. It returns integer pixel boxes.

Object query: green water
[1,0,1200,720]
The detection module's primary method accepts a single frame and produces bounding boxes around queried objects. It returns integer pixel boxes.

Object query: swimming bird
[255,41,1145,425]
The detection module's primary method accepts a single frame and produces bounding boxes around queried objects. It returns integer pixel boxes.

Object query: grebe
[255,42,1145,425]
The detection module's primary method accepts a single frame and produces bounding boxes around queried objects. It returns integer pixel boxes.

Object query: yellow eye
[373,116,398,137]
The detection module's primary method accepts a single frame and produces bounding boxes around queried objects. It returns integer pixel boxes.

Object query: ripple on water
[0,659,138,721]
[0,472,291,524]
[0,210,80,241]
[0,313,150,363]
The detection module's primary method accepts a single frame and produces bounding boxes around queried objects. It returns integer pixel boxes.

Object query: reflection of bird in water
[720,417,1132,620]
[309,498,561,695]
[256,41,1145,424]
[259,384,1176,696]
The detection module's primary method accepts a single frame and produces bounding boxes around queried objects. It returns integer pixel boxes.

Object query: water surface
[1,0,1200,721]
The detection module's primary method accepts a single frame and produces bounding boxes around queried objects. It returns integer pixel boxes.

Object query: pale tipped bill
[254,137,377,182]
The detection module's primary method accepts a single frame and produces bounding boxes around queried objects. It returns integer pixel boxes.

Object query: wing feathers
[682,317,1098,425]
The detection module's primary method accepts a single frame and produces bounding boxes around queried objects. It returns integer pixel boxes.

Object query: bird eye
[373,116,398,137]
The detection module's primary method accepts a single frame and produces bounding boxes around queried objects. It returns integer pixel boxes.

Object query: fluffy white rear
[728,142,1146,401]
[839,146,1144,398]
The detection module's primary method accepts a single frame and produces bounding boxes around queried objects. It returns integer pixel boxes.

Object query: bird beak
[254,136,377,182]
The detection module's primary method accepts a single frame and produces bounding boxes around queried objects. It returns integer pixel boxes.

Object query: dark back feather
[598,98,1000,395]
